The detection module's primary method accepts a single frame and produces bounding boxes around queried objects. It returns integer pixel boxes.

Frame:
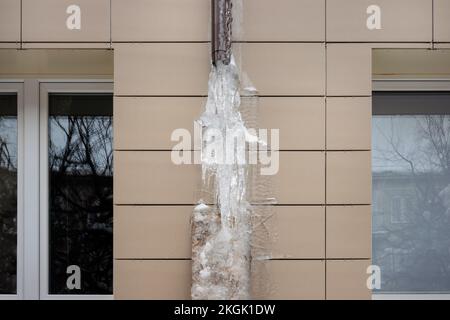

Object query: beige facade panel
[114,151,200,205]
[326,206,371,259]
[274,152,325,205]
[22,0,110,43]
[0,43,19,49]
[265,206,325,259]
[327,151,371,204]
[327,0,432,42]
[114,260,191,300]
[369,43,431,49]
[0,0,20,42]
[252,260,325,300]
[327,97,372,150]
[238,43,326,96]
[115,43,325,96]
[373,49,450,79]
[114,206,192,259]
[326,260,372,300]
[115,97,325,151]
[237,0,325,41]
[114,97,204,150]
[21,43,111,49]
[0,49,114,78]
[114,43,210,96]
[434,0,450,42]
[112,0,209,42]
[327,44,372,96]
[259,98,325,151]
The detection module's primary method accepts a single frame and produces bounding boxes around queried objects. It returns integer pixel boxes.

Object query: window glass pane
[48,94,113,295]
[0,93,18,295]
[373,111,450,292]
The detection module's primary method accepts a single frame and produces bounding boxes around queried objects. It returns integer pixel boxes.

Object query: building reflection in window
[373,99,450,293]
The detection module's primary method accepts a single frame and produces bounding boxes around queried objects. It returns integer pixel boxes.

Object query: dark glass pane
[0,93,18,294]
[373,113,450,293]
[48,94,113,295]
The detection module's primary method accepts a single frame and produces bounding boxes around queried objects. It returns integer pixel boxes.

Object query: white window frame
[0,81,24,300]
[39,81,113,300]
[0,80,113,300]
[372,78,450,301]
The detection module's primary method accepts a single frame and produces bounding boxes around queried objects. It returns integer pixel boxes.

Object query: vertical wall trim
[324,0,328,300]
[109,0,112,49]
[432,0,435,49]
[19,0,23,49]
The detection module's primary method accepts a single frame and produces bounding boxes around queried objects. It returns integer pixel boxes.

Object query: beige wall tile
[114,151,200,205]
[434,0,450,42]
[373,49,450,78]
[114,97,204,150]
[237,0,325,41]
[114,260,191,300]
[326,206,371,259]
[265,206,325,259]
[238,43,325,96]
[114,206,192,259]
[327,97,372,150]
[114,96,324,151]
[0,43,19,49]
[0,0,20,42]
[22,0,110,42]
[326,260,372,300]
[252,260,325,300]
[21,43,111,49]
[327,151,371,204]
[327,44,372,96]
[274,152,325,204]
[115,43,325,96]
[0,49,113,78]
[114,43,210,96]
[327,0,432,42]
[259,98,325,151]
[112,0,209,42]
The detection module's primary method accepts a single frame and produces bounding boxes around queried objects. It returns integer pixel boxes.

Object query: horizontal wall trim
[326,41,432,44]
[114,149,371,152]
[114,95,372,98]
[114,258,371,261]
[21,41,111,44]
[4,42,447,46]
[112,41,211,44]
[114,203,371,206]
[6,41,443,45]
[114,204,370,207]
[115,258,191,261]
[114,95,327,98]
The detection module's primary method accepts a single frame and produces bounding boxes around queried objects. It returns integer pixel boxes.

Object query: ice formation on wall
[191,58,253,300]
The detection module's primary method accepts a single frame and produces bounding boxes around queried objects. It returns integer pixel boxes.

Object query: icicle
[191,57,252,300]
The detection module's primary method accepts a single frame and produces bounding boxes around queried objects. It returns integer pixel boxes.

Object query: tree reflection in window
[0,94,17,295]
[373,99,450,293]
[48,94,113,295]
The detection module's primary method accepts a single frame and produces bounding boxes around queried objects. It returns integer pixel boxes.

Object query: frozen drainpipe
[211,0,233,66]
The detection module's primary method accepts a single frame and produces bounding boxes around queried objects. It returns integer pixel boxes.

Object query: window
[373,89,450,294]
[0,81,112,300]
[40,83,113,299]
[0,93,18,295]
[47,93,113,295]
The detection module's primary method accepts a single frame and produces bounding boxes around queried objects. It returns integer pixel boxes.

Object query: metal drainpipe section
[212,0,233,66]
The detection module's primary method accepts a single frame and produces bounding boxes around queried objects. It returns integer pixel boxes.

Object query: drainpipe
[211,0,233,66]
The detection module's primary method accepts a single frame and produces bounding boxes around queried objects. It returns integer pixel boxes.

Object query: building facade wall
[1,0,449,300]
